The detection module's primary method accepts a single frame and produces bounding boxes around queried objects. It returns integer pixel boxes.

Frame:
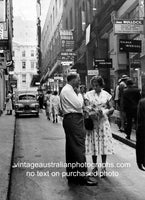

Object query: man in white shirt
[60,73,97,186]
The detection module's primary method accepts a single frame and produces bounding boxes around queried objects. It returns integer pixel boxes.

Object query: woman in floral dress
[84,76,114,177]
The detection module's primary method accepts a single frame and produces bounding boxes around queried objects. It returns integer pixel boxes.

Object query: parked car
[14,93,39,117]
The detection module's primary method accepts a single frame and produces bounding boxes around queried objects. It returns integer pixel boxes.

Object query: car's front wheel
[36,113,39,117]
[15,113,19,118]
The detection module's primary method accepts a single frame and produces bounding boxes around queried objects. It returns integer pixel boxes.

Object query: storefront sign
[61,39,74,51]
[94,59,112,68]
[88,70,98,76]
[130,59,141,68]
[114,20,143,34]
[61,61,73,66]
[119,39,142,52]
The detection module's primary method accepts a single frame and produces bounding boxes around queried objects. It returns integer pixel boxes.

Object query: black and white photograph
[0,0,145,199]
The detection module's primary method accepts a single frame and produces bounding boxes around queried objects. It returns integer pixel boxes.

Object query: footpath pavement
[111,122,136,149]
[0,111,15,200]
[0,110,136,200]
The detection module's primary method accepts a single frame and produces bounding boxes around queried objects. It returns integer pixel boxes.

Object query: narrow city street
[8,111,145,200]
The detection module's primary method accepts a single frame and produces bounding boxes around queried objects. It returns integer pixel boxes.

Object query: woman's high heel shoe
[91,166,98,177]
[100,167,106,178]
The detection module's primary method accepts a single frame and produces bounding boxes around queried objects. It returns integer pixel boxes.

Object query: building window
[31,61,35,69]
[22,61,26,69]
[31,50,34,57]
[22,74,26,83]
[22,50,26,57]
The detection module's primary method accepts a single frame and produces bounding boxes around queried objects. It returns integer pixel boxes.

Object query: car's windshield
[19,95,36,100]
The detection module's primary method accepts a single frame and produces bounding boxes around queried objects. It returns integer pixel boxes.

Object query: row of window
[22,61,35,69]
[13,50,35,57]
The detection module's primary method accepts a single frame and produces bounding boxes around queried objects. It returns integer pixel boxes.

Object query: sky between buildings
[13,0,50,45]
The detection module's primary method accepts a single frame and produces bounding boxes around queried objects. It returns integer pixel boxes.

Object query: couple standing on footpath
[59,73,114,186]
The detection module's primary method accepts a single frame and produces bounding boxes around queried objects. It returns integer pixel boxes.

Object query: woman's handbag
[84,117,94,130]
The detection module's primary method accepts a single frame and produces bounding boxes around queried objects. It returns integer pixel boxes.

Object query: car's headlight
[15,105,19,109]
[35,105,39,109]
[15,103,24,108]
[30,103,37,107]
[30,103,39,108]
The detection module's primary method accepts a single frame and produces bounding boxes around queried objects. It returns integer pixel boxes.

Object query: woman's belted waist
[64,113,83,118]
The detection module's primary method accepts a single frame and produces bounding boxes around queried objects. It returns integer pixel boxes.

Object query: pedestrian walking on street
[118,74,129,132]
[6,91,13,115]
[113,78,121,110]
[84,76,114,178]
[45,90,52,120]
[60,73,97,186]
[136,98,145,171]
[50,91,60,123]
[37,92,44,110]
[123,79,141,140]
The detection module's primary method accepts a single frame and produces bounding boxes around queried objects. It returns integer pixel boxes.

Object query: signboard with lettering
[60,39,75,61]
[88,70,99,76]
[130,59,141,68]
[119,39,142,52]
[61,61,73,66]
[94,59,112,68]
[60,52,76,61]
[61,39,74,51]
[114,20,143,34]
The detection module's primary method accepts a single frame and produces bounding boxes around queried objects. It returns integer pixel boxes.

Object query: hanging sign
[114,20,143,34]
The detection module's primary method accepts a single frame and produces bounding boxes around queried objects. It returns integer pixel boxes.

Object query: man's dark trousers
[125,110,137,138]
[63,113,87,180]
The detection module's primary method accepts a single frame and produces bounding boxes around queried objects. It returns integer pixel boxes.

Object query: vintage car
[14,93,39,117]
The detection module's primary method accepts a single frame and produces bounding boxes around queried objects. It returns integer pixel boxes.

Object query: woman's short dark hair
[53,91,58,95]
[47,90,51,94]
[67,73,79,82]
[90,76,105,87]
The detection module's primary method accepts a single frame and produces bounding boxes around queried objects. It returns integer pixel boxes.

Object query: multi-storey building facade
[41,0,145,93]
[0,0,13,114]
[62,0,145,93]
[12,42,37,91]
[41,0,63,82]
[41,0,76,91]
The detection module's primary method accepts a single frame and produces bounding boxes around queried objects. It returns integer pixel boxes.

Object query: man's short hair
[126,78,134,86]
[67,73,79,82]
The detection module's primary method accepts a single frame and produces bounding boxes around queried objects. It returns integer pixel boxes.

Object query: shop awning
[30,74,41,87]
